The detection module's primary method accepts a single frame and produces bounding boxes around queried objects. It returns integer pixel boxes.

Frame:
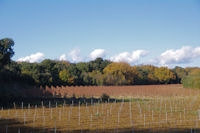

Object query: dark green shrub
[101,93,110,101]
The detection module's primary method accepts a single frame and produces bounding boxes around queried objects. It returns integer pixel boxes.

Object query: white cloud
[90,49,106,60]
[110,50,149,64]
[17,52,44,63]
[193,47,200,57]
[59,54,67,61]
[152,46,200,65]
[68,48,82,62]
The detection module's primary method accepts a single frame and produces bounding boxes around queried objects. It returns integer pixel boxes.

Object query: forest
[1,38,200,89]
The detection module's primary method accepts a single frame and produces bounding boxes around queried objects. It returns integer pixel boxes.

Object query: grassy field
[1,84,200,133]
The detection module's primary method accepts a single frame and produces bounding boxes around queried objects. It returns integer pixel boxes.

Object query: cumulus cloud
[90,49,106,60]
[110,50,149,64]
[152,46,200,65]
[17,52,44,63]
[193,47,200,56]
[68,48,82,62]
[59,54,67,61]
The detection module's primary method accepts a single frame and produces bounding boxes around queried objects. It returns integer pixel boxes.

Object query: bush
[101,93,110,101]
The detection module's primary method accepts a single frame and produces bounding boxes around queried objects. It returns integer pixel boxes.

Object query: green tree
[40,59,60,85]
[136,65,159,84]
[173,66,187,83]
[0,38,14,68]
[88,70,104,85]
[76,62,90,72]
[89,58,111,72]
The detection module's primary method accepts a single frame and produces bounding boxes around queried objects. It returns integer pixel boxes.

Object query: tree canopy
[1,38,200,89]
[0,38,14,68]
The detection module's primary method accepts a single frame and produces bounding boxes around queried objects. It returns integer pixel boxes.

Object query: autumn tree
[103,62,138,85]
[59,69,74,85]
[155,67,176,84]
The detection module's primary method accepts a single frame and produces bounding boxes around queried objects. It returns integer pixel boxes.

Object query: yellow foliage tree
[103,62,138,85]
[155,67,176,84]
[59,69,74,85]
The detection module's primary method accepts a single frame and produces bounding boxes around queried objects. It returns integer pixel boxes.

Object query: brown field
[1,84,200,133]
[44,84,200,98]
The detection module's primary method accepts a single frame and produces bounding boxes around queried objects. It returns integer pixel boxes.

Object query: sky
[0,0,200,67]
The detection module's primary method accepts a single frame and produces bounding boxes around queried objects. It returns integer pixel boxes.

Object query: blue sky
[0,0,200,67]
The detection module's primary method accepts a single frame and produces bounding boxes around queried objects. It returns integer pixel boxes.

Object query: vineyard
[1,84,200,133]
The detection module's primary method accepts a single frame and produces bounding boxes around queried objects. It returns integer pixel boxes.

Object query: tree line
[0,38,200,88]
